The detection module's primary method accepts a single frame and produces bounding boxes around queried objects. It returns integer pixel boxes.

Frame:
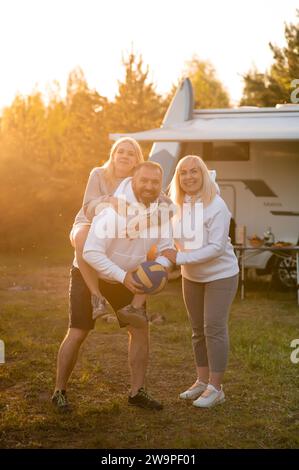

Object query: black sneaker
[52,390,71,412]
[128,388,163,410]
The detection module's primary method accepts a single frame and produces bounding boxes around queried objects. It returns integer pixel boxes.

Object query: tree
[241,10,299,106]
[46,84,68,169]
[184,56,230,108]
[0,70,110,251]
[1,92,47,164]
[0,56,179,252]
[107,52,166,134]
[62,67,110,173]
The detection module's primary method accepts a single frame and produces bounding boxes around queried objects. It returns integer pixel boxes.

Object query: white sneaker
[192,384,225,408]
[179,380,207,400]
[91,295,109,320]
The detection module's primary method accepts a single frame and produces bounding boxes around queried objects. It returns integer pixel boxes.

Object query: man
[52,162,174,412]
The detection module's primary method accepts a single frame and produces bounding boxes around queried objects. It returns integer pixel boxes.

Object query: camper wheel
[271,254,297,290]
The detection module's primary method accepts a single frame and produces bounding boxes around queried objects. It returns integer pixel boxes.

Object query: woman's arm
[72,168,104,227]
[176,206,231,265]
[81,168,107,220]
[85,196,130,220]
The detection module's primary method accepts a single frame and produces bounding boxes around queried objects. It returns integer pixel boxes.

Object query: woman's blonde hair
[169,155,217,207]
[102,137,144,191]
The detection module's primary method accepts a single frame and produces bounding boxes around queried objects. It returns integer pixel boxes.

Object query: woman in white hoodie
[162,155,239,408]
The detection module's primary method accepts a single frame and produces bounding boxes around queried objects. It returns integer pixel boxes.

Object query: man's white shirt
[82,178,174,283]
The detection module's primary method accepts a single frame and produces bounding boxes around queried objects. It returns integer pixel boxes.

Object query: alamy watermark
[0,339,4,364]
[93,199,204,250]
[290,79,299,103]
[290,339,299,364]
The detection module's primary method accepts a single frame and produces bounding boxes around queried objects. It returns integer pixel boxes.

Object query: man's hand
[161,249,178,264]
[123,271,145,294]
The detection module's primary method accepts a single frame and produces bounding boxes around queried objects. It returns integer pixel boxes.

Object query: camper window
[182,142,250,161]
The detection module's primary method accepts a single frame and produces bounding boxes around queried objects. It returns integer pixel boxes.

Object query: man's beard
[133,187,159,206]
[139,192,158,205]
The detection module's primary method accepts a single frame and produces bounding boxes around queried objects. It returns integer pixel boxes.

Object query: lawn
[0,251,298,449]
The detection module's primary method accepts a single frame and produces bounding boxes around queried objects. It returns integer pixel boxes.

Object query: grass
[0,252,298,449]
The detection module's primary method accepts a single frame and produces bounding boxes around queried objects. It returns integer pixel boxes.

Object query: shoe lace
[122,304,132,312]
[139,388,151,400]
[56,391,68,407]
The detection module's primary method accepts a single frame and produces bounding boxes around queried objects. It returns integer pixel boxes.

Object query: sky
[0,0,298,111]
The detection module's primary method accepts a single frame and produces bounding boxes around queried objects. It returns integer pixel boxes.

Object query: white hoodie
[82,178,174,283]
[175,194,239,282]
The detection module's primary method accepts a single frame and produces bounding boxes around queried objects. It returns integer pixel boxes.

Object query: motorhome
[111,79,299,288]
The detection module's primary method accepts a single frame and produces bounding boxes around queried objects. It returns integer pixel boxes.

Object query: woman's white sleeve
[176,207,231,265]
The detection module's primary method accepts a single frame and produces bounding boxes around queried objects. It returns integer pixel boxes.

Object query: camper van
[111,79,299,289]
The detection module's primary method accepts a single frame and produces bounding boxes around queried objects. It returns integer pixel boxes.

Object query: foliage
[107,52,166,133]
[184,56,230,108]
[241,10,299,106]
[0,57,165,251]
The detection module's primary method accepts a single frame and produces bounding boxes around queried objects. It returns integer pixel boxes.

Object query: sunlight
[0,0,298,110]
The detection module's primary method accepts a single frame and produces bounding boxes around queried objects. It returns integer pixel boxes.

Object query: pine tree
[241,10,299,106]
[107,52,166,134]
[184,56,230,109]
[62,67,110,173]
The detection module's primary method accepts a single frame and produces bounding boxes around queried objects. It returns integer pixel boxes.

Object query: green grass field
[0,252,298,449]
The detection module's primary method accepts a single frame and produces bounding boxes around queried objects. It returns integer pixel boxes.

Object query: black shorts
[69,266,134,330]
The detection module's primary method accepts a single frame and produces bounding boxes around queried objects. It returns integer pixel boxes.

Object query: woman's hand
[161,249,178,264]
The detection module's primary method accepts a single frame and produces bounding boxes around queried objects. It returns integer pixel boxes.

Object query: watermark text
[290,339,299,364]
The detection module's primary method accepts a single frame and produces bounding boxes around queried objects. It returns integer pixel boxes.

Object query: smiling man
[82,162,175,410]
[60,162,175,411]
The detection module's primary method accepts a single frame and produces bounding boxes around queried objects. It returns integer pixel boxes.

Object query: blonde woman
[163,155,239,408]
[70,137,144,319]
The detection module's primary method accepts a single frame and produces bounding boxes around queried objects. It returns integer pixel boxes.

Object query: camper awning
[110,112,299,142]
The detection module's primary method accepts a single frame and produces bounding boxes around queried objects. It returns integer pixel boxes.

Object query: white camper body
[110,79,299,278]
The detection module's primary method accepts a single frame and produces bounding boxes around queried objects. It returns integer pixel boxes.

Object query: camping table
[233,245,299,306]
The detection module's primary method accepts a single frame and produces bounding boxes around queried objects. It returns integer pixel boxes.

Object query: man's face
[132,167,162,206]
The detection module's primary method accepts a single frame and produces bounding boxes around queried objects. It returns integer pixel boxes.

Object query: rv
[111,79,299,289]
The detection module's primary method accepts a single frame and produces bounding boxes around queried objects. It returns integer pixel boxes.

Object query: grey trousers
[182,274,239,373]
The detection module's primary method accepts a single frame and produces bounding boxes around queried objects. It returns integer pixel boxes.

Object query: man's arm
[83,209,144,293]
[83,209,127,284]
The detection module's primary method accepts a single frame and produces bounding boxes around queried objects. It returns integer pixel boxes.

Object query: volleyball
[133,261,168,294]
